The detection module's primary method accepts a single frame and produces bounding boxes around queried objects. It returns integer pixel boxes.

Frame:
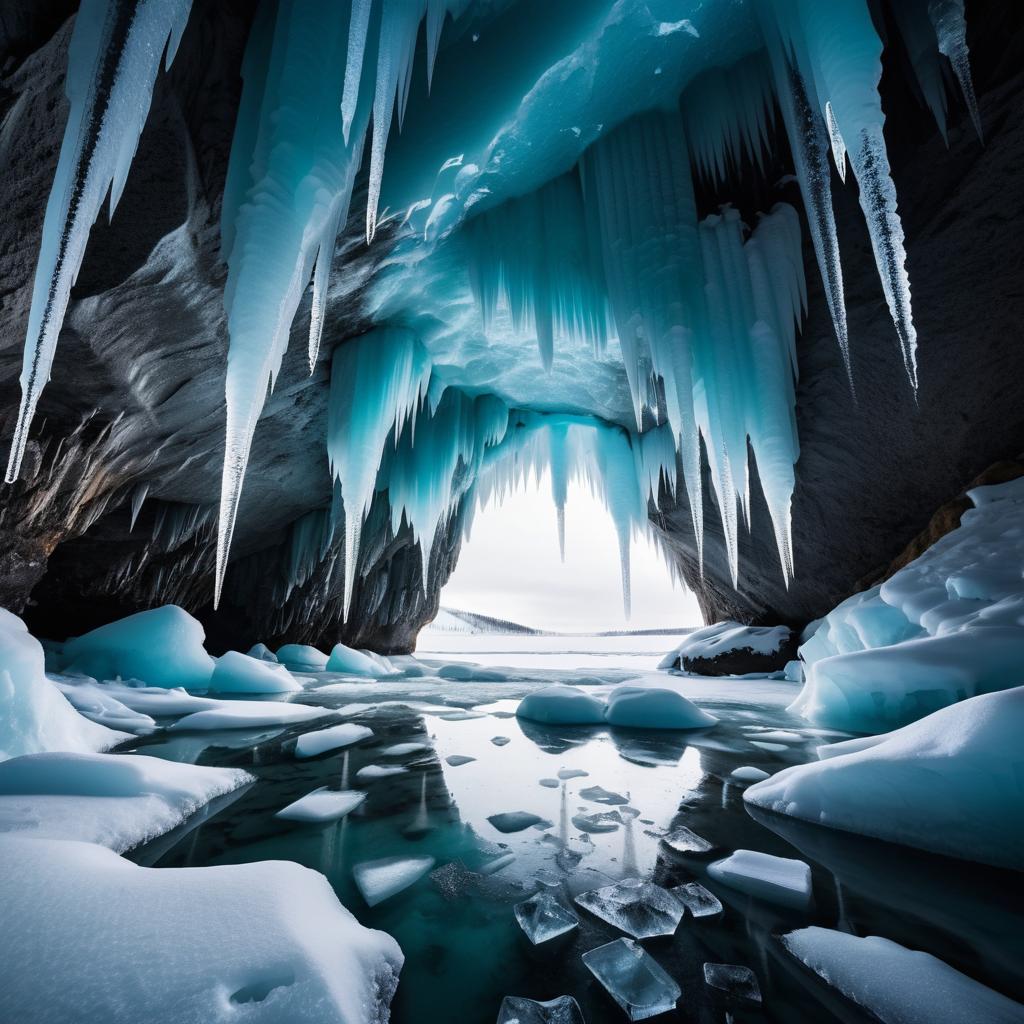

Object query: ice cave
[0,0,1022,1021]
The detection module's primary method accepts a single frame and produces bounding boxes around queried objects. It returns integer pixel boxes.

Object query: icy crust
[780,927,1024,1024]
[0,751,252,853]
[516,683,717,730]
[793,477,1024,732]
[60,606,215,691]
[0,609,127,762]
[744,689,1024,870]
[0,834,403,1024]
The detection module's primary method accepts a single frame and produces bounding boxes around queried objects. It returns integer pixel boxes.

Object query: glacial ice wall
[5,0,985,621]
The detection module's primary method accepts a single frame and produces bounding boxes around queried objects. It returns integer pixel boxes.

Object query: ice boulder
[0,609,127,761]
[326,643,392,677]
[211,651,300,694]
[276,644,329,672]
[246,643,278,663]
[793,477,1024,732]
[744,688,1024,869]
[516,685,606,725]
[61,606,215,691]
[0,834,403,1024]
[603,685,718,730]
[659,622,796,676]
[780,927,1024,1024]
[0,751,252,851]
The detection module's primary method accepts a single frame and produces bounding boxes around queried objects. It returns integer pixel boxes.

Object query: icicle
[129,481,149,532]
[5,0,192,484]
[824,102,847,182]
[889,0,950,144]
[927,0,983,142]
[341,0,374,145]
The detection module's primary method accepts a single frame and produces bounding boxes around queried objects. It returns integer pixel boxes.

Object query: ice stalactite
[927,0,983,142]
[4,0,192,484]
[327,329,431,617]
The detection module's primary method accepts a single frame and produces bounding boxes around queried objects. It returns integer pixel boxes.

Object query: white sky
[440,471,703,632]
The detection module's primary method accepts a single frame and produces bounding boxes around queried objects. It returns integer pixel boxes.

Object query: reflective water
[127,669,1024,1024]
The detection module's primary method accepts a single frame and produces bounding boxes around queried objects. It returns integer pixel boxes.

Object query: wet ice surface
[126,658,1024,1023]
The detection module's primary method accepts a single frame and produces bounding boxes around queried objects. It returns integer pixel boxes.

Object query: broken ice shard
[671,881,723,919]
[582,938,681,1021]
[353,855,435,907]
[513,892,579,945]
[657,824,716,856]
[497,995,585,1024]
[580,785,629,805]
[572,811,622,834]
[703,962,762,1004]
[574,878,684,940]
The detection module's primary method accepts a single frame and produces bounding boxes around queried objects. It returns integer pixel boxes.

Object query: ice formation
[707,849,812,909]
[169,701,334,732]
[792,477,1024,732]
[513,892,579,945]
[210,651,300,694]
[295,723,374,759]
[497,996,585,1024]
[276,644,329,673]
[326,641,395,677]
[353,854,436,907]
[659,622,792,670]
[703,963,762,1004]
[575,879,685,940]
[515,685,606,726]
[745,688,1024,870]
[277,787,366,824]
[603,685,719,730]
[8,0,985,617]
[582,938,681,1021]
[780,927,1024,1024]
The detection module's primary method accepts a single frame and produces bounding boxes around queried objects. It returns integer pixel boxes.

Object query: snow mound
[60,606,215,691]
[660,622,795,675]
[49,676,156,735]
[516,685,606,725]
[604,685,718,730]
[794,477,1024,731]
[744,688,1024,869]
[707,849,812,909]
[296,723,374,759]
[169,702,334,732]
[277,644,329,672]
[326,643,393,677]
[0,609,127,761]
[0,751,252,852]
[211,651,301,694]
[0,834,402,1024]
[780,926,1024,1024]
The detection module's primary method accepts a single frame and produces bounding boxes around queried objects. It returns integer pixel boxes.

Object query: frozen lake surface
[124,639,1024,1023]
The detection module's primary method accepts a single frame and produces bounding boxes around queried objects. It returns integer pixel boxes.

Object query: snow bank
[61,606,215,691]
[277,644,329,672]
[169,702,334,731]
[0,834,403,1024]
[211,651,301,694]
[516,683,717,730]
[660,622,795,675]
[780,927,1024,1024]
[604,685,718,730]
[0,751,252,852]
[744,689,1024,869]
[794,477,1024,732]
[326,643,392,677]
[0,609,127,761]
[516,685,606,725]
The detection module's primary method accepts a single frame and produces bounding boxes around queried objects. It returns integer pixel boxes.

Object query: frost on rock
[5,0,192,483]
[0,834,403,1024]
[745,688,1024,870]
[792,477,1024,733]
[780,927,1024,1024]
[0,610,128,761]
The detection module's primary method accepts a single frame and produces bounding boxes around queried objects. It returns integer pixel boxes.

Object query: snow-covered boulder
[60,606,215,691]
[276,643,329,672]
[211,651,301,694]
[779,927,1024,1024]
[0,834,403,1024]
[659,622,796,676]
[0,609,127,761]
[603,685,718,730]
[516,685,606,725]
[744,688,1024,869]
[326,643,392,677]
[793,477,1024,732]
[0,751,252,852]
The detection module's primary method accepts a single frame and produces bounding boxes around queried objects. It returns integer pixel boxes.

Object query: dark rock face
[1,3,1022,651]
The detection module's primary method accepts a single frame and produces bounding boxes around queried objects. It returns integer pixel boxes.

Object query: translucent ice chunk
[488,812,544,834]
[380,742,431,757]
[572,811,622,834]
[353,855,435,907]
[582,938,681,1021]
[276,787,366,824]
[575,878,684,939]
[445,755,475,766]
[513,892,579,945]
[356,764,407,781]
[707,849,812,909]
[295,723,373,759]
[703,963,762,1003]
[558,769,589,780]
[731,766,770,783]
[670,881,723,919]
[579,785,629,806]
[657,824,716,856]
[497,995,585,1024]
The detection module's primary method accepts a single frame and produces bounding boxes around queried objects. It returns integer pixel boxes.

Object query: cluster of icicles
[4,0,982,617]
